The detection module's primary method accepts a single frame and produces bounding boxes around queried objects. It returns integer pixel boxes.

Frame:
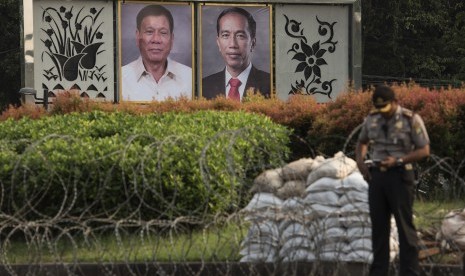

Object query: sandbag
[338,171,368,192]
[240,242,276,256]
[305,177,342,194]
[339,214,371,228]
[246,219,279,234]
[349,238,372,251]
[242,193,283,213]
[280,222,312,241]
[347,227,372,238]
[441,208,465,249]
[308,204,340,217]
[280,236,315,256]
[344,250,373,262]
[281,249,316,262]
[307,152,357,185]
[277,180,306,199]
[281,158,314,181]
[240,252,276,262]
[304,191,340,206]
[314,227,347,244]
[338,190,368,204]
[339,202,370,216]
[281,197,307,214]
[251,168,284,194]
[320,241,351,254]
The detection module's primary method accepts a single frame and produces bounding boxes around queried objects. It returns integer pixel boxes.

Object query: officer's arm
[400,144,430,164]
[400,114,430,164]
[356,142,371,181]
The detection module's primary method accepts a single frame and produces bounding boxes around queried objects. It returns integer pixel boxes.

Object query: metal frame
[20,0,361,104]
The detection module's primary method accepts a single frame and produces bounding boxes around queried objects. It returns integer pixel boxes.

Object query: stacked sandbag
[336,172,372,262]
[440,208,465,250]
[305,174,356,261]
[279,217,316,262]
[240,192,282,262]
[240,219,280,262]
[240,152,402,263]
[306,152,357,186]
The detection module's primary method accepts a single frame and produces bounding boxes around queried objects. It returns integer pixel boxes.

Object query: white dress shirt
[122,56,192,101]
[224,63,252,101]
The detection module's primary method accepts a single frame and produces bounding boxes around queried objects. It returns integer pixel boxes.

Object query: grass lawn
[2,199,464,265]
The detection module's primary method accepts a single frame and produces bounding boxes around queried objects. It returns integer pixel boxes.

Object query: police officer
[355,85,430,276]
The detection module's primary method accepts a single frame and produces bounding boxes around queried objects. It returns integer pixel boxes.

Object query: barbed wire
[0,130,464,276]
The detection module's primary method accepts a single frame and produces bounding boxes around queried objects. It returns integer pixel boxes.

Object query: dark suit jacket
[202,65,271,100]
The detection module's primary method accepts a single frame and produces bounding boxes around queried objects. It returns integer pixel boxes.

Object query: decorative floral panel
[33,0,114,101]
[275,5,350,102]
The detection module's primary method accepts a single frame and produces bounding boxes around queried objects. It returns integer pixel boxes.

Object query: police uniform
[358,105,430,276]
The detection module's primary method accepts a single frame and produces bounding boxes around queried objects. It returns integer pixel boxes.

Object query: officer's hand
[357,163,371,182]
[381,156,396,168]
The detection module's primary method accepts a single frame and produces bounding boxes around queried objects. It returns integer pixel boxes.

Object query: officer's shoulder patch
[401,108,413,118]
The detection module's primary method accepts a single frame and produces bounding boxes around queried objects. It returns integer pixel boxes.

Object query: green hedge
[0,110,290,220]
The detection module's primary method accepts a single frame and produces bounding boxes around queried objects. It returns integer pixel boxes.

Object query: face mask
[376,103,392,113]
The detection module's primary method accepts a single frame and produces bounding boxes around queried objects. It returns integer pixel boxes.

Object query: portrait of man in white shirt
[120,4,193,102]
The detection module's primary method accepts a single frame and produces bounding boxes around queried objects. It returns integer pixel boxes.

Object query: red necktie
[228,78,241,101]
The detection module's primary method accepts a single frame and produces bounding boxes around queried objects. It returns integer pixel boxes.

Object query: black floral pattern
[40,5,107,82]
[284,15,338,98]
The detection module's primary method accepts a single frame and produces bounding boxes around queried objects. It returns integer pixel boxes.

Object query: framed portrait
[118,1,194,102]
[200,4,273,101]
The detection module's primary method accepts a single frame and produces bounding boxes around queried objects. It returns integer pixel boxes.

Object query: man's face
[136,15,173,66]
[216,12,255,75]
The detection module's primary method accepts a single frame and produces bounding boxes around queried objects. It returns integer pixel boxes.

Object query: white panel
[275,5,349,102]
[33,0,114,101]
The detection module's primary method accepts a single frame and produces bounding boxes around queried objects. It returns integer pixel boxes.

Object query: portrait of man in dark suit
[201,6,271,101]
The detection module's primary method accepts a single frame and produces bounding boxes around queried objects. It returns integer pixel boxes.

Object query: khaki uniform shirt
[358,106,430,160]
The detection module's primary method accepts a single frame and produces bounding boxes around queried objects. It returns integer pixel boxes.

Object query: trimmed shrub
[0,111,290,220]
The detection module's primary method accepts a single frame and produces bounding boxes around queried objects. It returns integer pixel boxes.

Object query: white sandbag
[280,236,315,256]
[390,236,399,261]
[390,236,399,252]
[277,180,306,199]
[280,222,312,241]
[281,197,307,214]
[244,220,280,242]
[338,190,368,205]
[338,171,369,192]
[344,250,373,263]
[441,209,465,249]
[240,252,276,262]
[339,214,371,228]
[319,251,346,261]
[305,177,342,194]
[239,242,277,256]
[339,202,370,216]
[319,241,351,254]
[281,249,317,262]
[308,217,342,234]
[250,168,284,194]
[310,155,326,170]
[244,211,279,222]
[314,227,347,243]
[307,152,357,185]
[281,158,314,181]
[242,193,283,213]
[241,236,279,249]
[304,191,340,206]
[308,204,340,217]
[349,238,372,251]
[347,227,372,239]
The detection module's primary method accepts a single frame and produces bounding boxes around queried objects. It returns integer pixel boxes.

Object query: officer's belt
[370,163,414,172]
